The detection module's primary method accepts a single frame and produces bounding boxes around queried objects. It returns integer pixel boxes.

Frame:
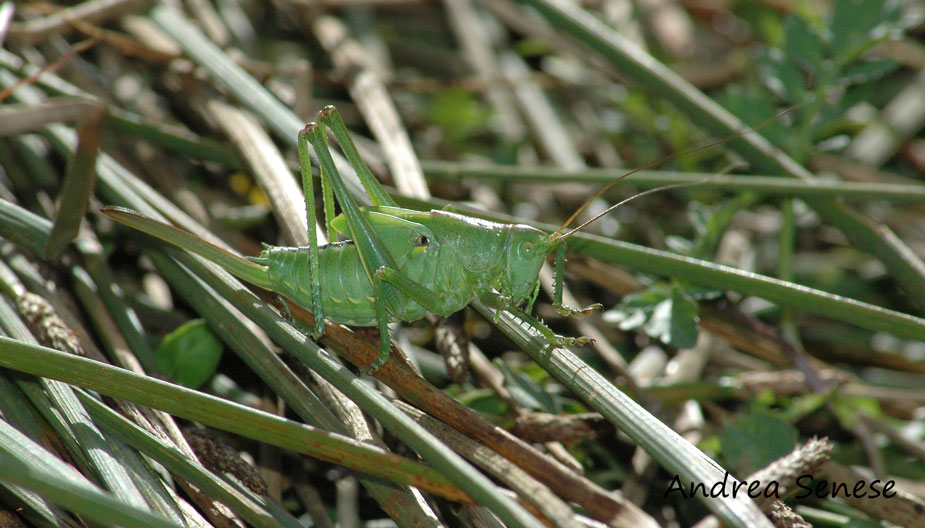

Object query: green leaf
[720,413,797,475]
[154,319,223,389]
[757,49,806,104]
[458,388,509,416]
[497,359,558,412]
[784,15,824,73]
[838,59,900,86]
[830,0,887,60]
[643,288,699,348]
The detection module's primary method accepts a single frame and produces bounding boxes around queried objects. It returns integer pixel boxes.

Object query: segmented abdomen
[258,240,470,326]
[260,242,377,325]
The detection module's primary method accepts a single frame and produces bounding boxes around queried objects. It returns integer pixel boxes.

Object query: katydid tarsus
[102,105,764,372]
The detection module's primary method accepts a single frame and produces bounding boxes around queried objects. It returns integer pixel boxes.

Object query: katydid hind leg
[320,106,397,208]
[297,127,326,339]
[305,115,408,371]
[305,122,400,284]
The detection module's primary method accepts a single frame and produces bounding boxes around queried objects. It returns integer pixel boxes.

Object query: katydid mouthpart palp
[102,105,710,372]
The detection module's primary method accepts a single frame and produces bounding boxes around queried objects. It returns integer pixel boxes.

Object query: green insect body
[254,210,548,326]
[104,106,587,372]
[105,206,551,326]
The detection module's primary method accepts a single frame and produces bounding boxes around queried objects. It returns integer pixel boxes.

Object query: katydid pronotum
[103,105,702,372]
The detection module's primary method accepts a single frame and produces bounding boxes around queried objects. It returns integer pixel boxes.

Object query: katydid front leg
[552,244,602,317]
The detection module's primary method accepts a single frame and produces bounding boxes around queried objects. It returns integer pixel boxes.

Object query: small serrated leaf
[155,319,223,389]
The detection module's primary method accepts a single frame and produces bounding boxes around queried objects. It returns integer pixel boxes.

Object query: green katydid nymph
[102,105,677,372]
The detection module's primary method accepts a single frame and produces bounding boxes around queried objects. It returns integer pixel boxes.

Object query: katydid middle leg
[370,266,464,370]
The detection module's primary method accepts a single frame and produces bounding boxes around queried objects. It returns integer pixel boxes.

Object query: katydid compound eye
[519,241,534,255]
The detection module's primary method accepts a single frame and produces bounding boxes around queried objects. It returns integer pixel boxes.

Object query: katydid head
[502,225,552,306]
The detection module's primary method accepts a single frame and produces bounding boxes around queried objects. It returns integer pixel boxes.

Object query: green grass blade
[0,198,51,256]
[101,206,276,290]
[0,405,81,528]
[0,280,152,512]
[77,390,305,528]
[394,194,925,341]
[564,231,925,341]
[44,106,103,259]
[0,336,470,503]
[0,456,181,528]
[473,303,772,528]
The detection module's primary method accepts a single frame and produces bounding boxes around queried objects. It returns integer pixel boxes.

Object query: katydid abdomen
[255,233,471,326]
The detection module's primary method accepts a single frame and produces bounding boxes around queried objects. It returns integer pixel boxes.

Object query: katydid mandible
[104,106,601,371]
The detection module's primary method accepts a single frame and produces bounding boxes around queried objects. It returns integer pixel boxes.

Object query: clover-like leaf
[643,288,699,349]
[155,319,223,389]
[721,413,798,475]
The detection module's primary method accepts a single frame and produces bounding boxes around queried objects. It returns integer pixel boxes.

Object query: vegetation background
[0,0,923,527]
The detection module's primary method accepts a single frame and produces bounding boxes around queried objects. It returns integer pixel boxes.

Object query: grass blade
[473,303,773,528]
[0,335,472,504]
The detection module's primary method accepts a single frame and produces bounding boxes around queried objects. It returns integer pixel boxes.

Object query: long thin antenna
[556,181,704,242]
[549,104,804,241]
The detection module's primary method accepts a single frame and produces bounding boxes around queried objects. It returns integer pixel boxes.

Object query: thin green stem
[420,161,925,202]
[473,303,772,528]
